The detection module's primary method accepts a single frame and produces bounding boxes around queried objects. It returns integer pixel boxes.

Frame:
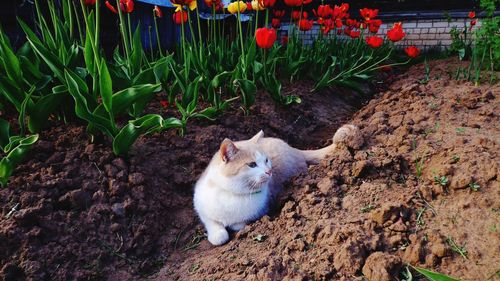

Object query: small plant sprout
[434,175,449,186]
[420,59,431,84]
[455,127,466,134]
[252,234,267,242]
[469,182,480,191]
[447,236,468,260]
[451,155,460,163]
[416,208,426,230]
[360,204,375,213]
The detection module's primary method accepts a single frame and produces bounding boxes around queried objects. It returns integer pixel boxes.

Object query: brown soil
[1,58,499,281]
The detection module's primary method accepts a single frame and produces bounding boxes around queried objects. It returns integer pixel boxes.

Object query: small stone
[110,223,122,232]
[449,174,471,190]
[108,180,126,197]
[112,157,128,170]
[84,144,95,154]
[352,160,370,178]
[362,252,402,281]
[317,177,333,195]
[128,173,145,186]
[111,203,125,217]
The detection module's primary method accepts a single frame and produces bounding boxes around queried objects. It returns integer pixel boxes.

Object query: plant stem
[148,25,154,61]
[153,12,164,57]
[95,0,101,50]
[116,0,131,73]
[72,0,84,43]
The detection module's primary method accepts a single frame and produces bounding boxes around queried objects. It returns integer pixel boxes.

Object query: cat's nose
[265,170,272,176]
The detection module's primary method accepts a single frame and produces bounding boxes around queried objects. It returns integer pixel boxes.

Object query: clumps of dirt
[0,81,370,281]
[161,58,499,281]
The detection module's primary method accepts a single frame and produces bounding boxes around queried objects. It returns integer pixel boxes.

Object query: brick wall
[281,17,478,50]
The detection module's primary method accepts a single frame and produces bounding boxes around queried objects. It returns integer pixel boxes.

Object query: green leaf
[0,119,10,150]
[112,115,182,155]
[92,84,161,118]
[99,60,114,116]
[0,32,22,83]
[64,70,115,137]
[130,25,143,76]
[412,266,460,281]
[27,91,65,133]
[84,32,96,76]
[0,134,38,187]
[26,35,65,82]
[18,87,35,136]
[235,79,256,109]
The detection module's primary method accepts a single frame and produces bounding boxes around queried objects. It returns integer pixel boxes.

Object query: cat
[193,124,361,245]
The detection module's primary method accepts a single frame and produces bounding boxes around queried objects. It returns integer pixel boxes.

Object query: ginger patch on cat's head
[218,138,270,178]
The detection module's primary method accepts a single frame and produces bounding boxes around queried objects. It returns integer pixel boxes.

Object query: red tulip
[405,46,420,58]
[298,19,313,31]
[334,18,343,28]
[284,0,301,7]
[204,0,223,10]
[120,0,134,13]
[360,8,378,21]
[302,0,312,4]
[365,36,383,48]
[332,4,348,18]
[106,0,134,13]
[84,0,96,5]
[273,10,285,18]
[246,2,252,10]
[468,11,475,19]
[154,5,163,17]
[349,30,360,39]
[261,0,276,8]
[346,19,360,28]
[320,20,333,35]
[172,10,188,24]
[255,27,277,49]
[316,5,332,18]
[387,22,405,42]
[368,19,382,33]
[271,18,281,29]
[292,11,307,21]
[281,36,288,45]
[105,1,118,13]
[471,19,477,26]
[160,100,169,108]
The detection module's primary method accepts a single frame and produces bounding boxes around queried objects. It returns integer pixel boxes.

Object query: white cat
[193,125,361,245]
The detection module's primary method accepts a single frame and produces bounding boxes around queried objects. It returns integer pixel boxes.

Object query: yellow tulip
[227,1,246,14]
[251,0,264,10]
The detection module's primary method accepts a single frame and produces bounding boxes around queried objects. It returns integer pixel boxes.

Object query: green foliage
[0,0,413,158]
[411,266,460,281]
[0,119,39,187]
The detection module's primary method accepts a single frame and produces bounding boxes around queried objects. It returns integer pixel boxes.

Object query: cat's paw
[229,222,246,231]
[207,229,229,246]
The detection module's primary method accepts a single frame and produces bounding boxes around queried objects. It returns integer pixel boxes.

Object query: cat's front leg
[203,217,229,246]
[229,222,246,231]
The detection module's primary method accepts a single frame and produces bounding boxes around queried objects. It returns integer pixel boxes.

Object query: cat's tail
[301,124,362,164]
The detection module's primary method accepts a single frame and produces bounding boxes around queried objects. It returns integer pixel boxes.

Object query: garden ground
[1,58,499,281]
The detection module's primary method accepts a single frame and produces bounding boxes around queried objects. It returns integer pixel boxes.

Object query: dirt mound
[1,58,498,281]
[156,58,499,281]
[0,81,370,281]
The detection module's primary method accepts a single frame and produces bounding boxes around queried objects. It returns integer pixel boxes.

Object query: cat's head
[216,131,272,194]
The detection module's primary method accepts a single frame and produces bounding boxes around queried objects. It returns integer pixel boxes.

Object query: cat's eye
[265,158,269,163]
[247,162,257,168]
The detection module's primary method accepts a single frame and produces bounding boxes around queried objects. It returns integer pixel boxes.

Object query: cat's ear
[220,138,238,162]
[250,130,264,143]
